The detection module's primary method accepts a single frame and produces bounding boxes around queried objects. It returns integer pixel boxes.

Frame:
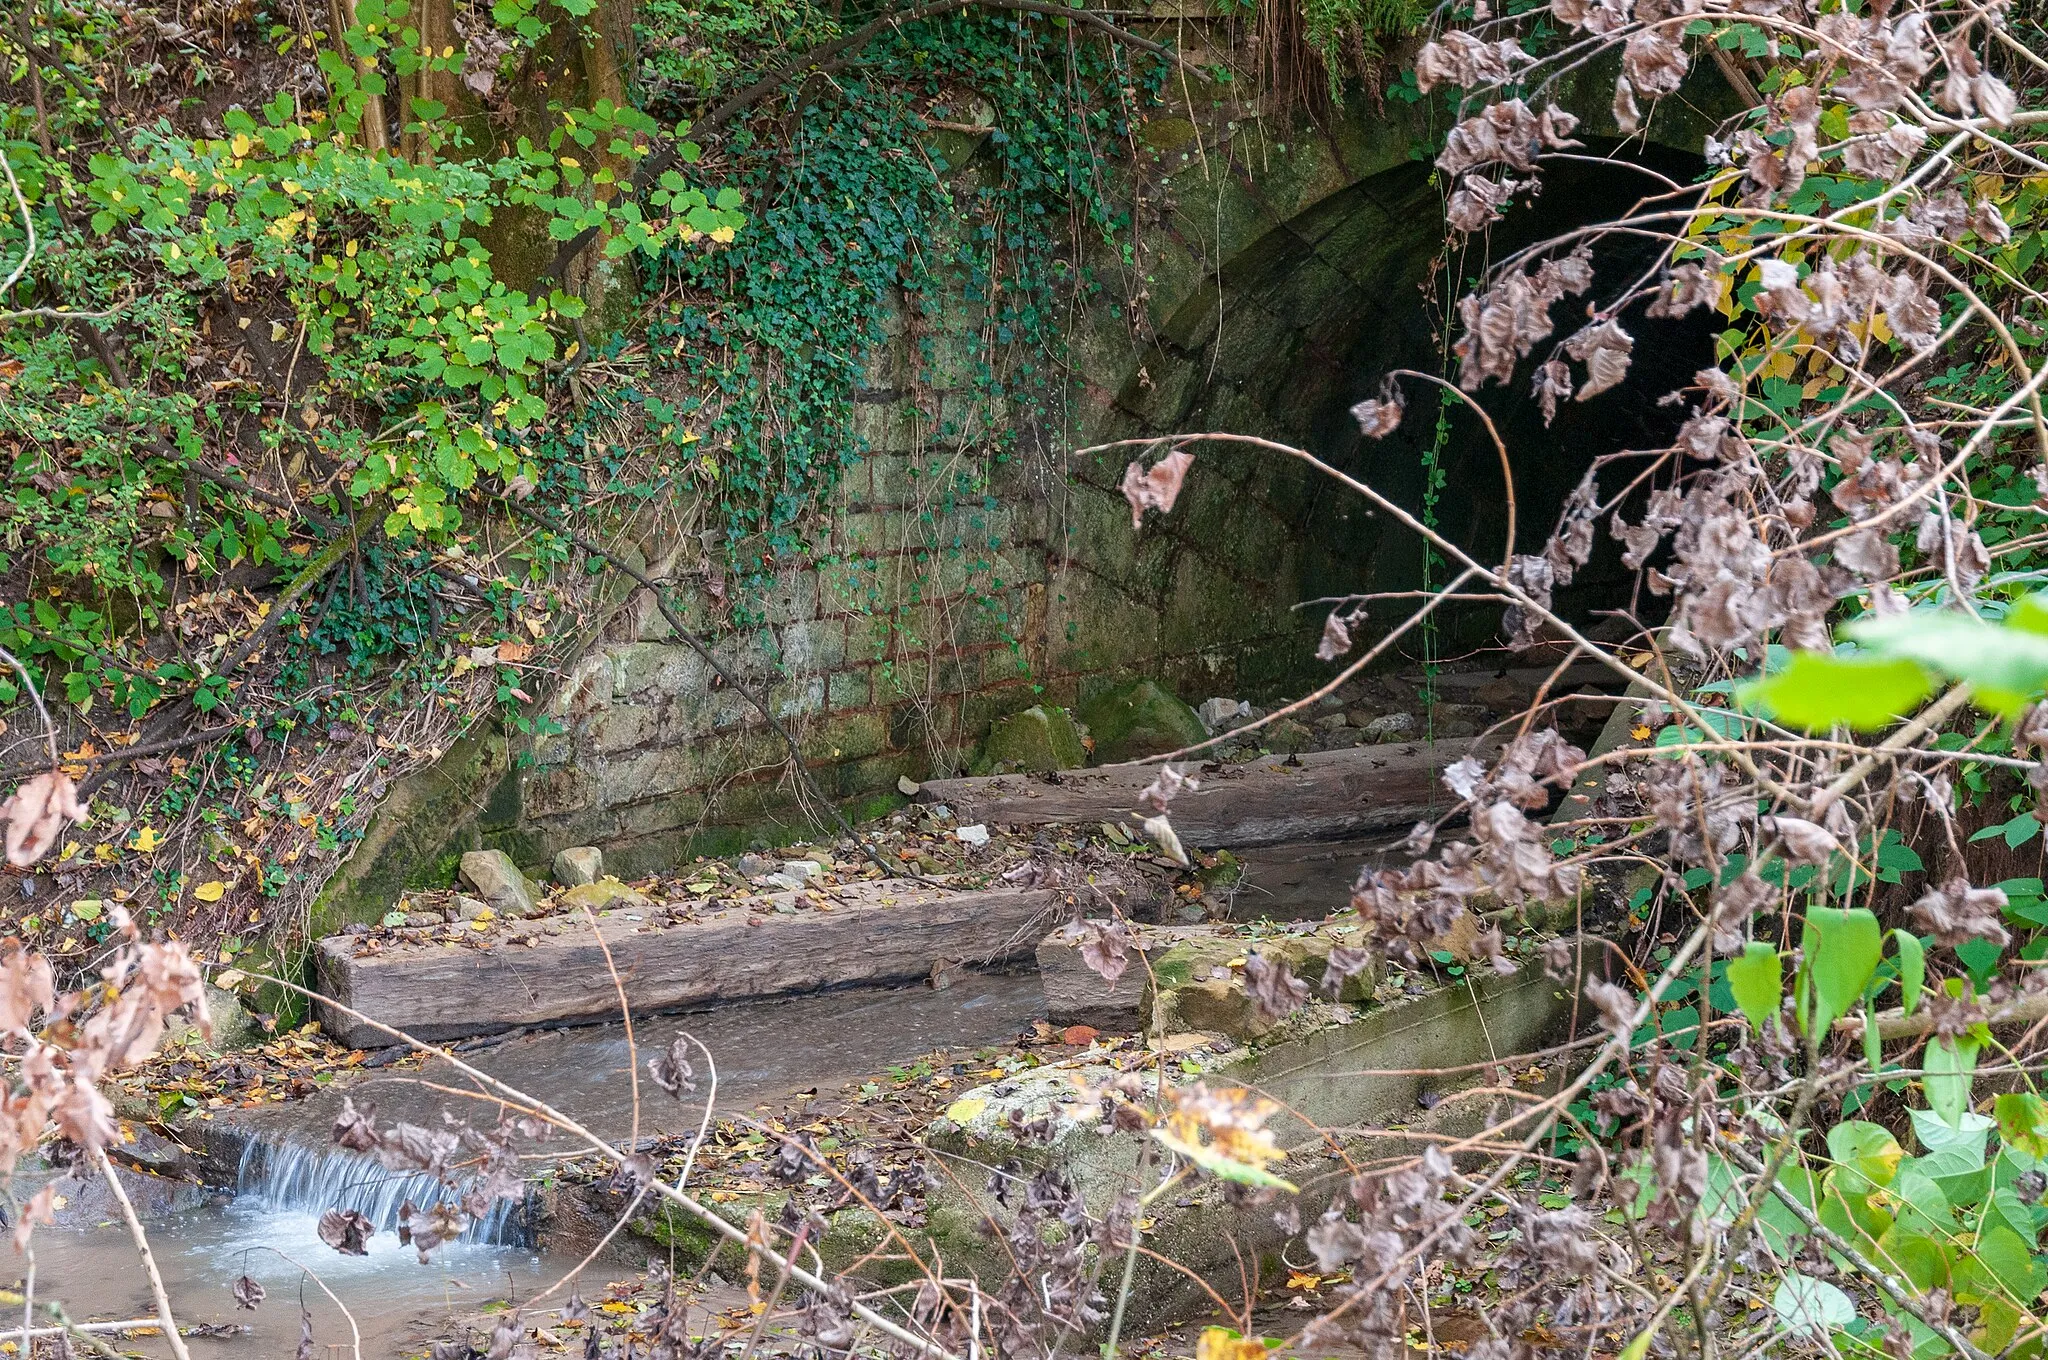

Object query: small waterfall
[235,1139,528,1247]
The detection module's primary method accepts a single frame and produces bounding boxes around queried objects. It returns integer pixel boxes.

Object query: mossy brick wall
[315,58,1734,920]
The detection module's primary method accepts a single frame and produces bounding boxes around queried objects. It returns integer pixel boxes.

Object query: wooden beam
[314,882,1059,1047]
[913,742,1469,847]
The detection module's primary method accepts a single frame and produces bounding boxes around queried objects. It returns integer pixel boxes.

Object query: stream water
[19,972,1049,1357]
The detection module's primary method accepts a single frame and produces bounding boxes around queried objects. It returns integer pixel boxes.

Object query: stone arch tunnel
[320,70,1740,917]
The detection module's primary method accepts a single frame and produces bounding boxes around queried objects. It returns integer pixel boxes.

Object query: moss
[972,704,1088,774]
[1077,681,1206,764]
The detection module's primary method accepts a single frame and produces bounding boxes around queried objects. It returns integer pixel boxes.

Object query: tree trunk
[327,0,391,151]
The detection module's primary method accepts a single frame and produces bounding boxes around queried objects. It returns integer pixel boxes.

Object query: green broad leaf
[1970,1224,2043,1304]
[1956,936,2003,985]
[1982,1185,2040,1249]
[1801,907,1883,1037]
[1911,1105,1992,1173]
[1753,1165,1821,1255]
[1848,609,2048,708]
[1726,942,1783,1030]
[1828,1121,1905,1192]
[1773,1272,1858,1335]
[1742,651,1934,731]
[1925,1035,1983,1128]
[1995,1093,2048,1160]
[1887,1160,1955,1229]
[1873,1222,1950,1292]
[1894,930,1925,1017]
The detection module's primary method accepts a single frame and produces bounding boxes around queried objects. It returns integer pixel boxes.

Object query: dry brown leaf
[1120,450,1194,530]
[2,771,86,867]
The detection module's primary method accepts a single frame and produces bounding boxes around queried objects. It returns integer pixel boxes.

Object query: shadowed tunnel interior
[1093,139,1717,690]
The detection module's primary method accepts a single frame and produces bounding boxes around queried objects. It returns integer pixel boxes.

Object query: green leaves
[1925,1032,1983,1127]
[1726,942,1783,1030]
[1742,593,2048,734]
[1893,929,1924,1016]
[1800,906,1883,1037]
[1995,1092,2048,1160]
[1742,651,1934,731]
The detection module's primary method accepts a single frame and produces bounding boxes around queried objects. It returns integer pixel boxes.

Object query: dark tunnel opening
[1296,143,1720,650]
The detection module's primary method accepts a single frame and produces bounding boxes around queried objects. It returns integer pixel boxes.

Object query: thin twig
[90,1147,194,1360]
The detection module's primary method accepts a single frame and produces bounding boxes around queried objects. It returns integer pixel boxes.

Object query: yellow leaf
[944,1097,988,1125]
[132,826,162,853]
[1196,1328,1268,1360]
[216,969,248,990]
[1630,724,1652,741]
[194,880,227,902]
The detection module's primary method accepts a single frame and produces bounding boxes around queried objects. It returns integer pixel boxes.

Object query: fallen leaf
[1061,1025,1099,1046]
[943,1097,988,1125]
[194,880,227,902]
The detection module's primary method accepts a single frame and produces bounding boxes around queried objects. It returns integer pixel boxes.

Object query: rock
[897,775,922,796]
[1475,676,1526,710]
[1037,925,1155,1027]
[1363,712,1418,742]
[1341,709,1378,727]
[554,846,604,886]
[781,859,825,881]
[560,878,651,912]
[1079,681,1207,763]
[405,912,442,928]
[1435,703,1491,739]
[451,895,490,921]
[1197,697,1250,733]
[1156,978,1273,1041]
[460,850,536,917]
[763,872,805,892]
[976,705,1088,773]
[736,852,778,878]
[1265,718,1314,753]
[201,982,260,1051]
[956,823,989,848]
[1314,712,1348,732]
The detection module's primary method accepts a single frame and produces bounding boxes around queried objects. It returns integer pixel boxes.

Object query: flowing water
[17,972,1049,1357]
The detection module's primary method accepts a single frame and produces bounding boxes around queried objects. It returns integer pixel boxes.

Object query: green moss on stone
[972,704,1088,774]
[1077,680,1206,763]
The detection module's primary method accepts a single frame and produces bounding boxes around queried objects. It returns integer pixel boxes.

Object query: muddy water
[20,972,1050,1357]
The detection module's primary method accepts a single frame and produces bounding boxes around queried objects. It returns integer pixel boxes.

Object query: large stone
[553,846,604,886]
[975,704,1088,774]
[560,878,651,913]
[1037,926,1154,1028]
[924,953,1596,1336]
[459,849,536,918]
[1078,680,1207,763]
[1197,697,1249,733]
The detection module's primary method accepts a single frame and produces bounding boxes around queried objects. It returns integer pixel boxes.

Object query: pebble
[736,852,778,878]
[763,872,805,892]
[956,823,990,847]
